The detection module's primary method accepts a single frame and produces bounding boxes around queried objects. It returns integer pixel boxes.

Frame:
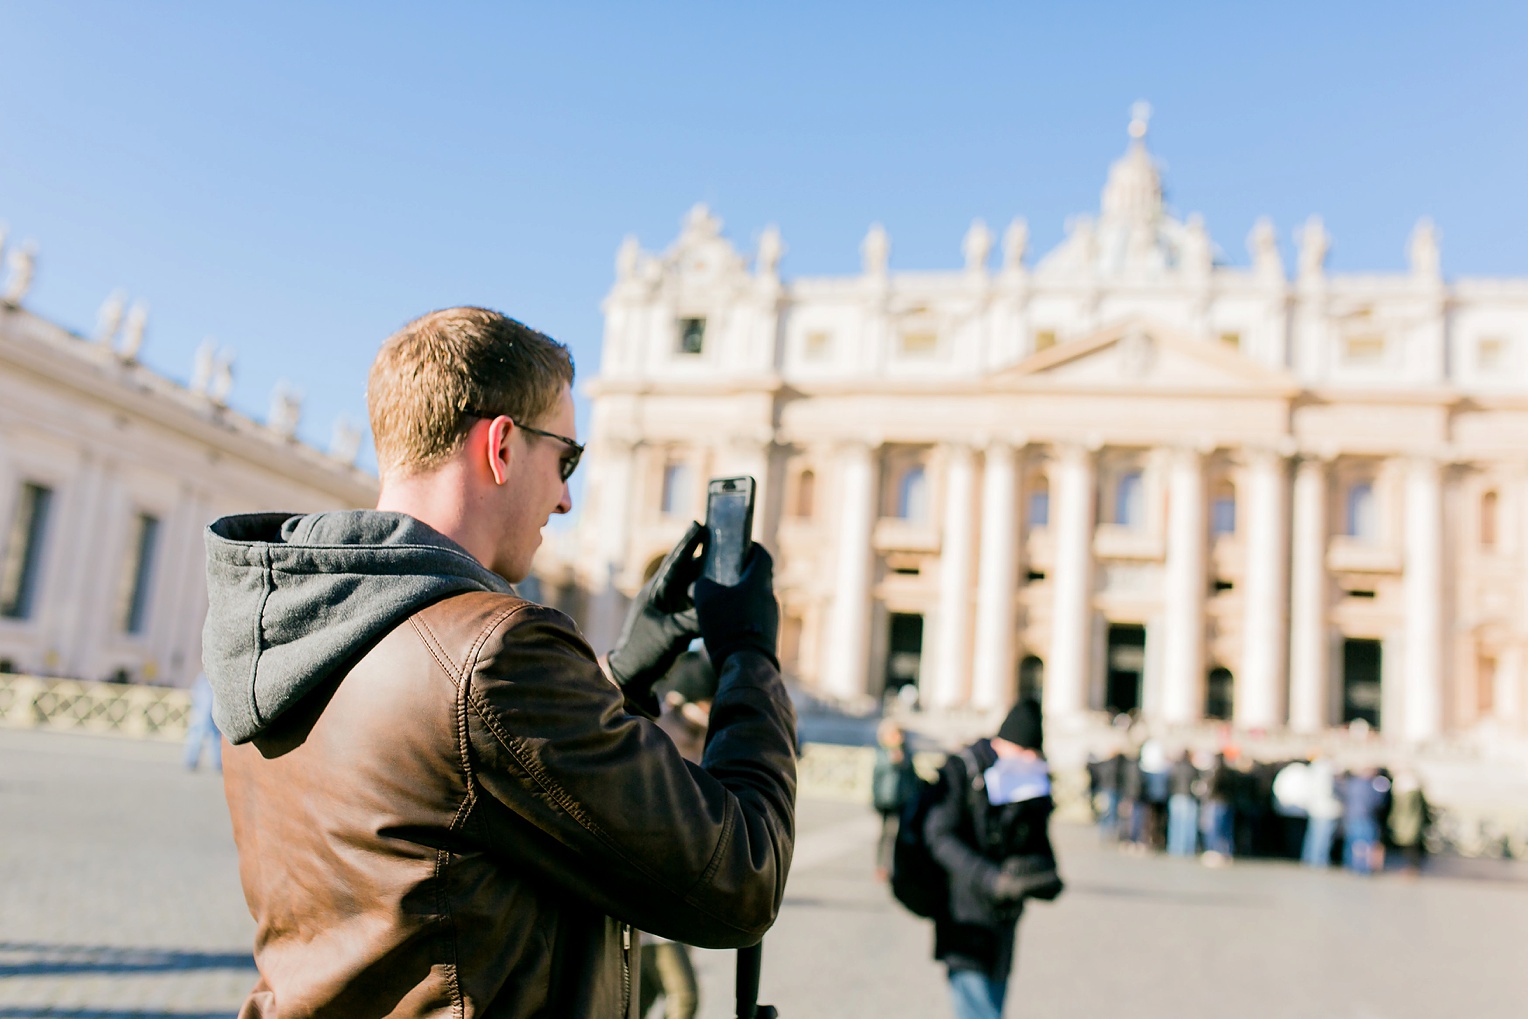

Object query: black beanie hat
[997,698,1043,750]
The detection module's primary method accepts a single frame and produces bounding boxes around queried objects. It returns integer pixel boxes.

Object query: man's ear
[486,416,514,485]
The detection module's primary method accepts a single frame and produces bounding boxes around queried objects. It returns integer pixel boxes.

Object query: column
[1288,456,1330,732]
[1238,449,1290,729]
[929,444,976,708]
[1161,447,1206,723]
[1046,443,1096,721]
[971,442,1020,710]
[581,439,636,653]
[1403,456,1444,741]
[823,442,878,701]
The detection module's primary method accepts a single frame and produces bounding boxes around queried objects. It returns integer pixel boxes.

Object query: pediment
[988,318,1297,395]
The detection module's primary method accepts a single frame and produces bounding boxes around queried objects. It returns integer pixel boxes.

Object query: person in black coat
[924,700,1063,1019]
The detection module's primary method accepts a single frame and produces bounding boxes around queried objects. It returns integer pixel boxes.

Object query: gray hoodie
[202,510,513,744]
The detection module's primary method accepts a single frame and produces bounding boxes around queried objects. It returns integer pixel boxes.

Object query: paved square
[1,728,1523,1018]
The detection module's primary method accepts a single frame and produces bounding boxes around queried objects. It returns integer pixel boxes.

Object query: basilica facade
[572,113,1528,747]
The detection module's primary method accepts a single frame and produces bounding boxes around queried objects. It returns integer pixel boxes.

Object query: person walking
[1199,752,1236,865]
[872,718,920,880]
[1166,750,1200,858]
[924,700,1063,1019]
[1119,748,1147,853]
[1090,749,1124,843]
[1340,768,1388,875]
[182,673,222,772]
[1302,755,1342,868]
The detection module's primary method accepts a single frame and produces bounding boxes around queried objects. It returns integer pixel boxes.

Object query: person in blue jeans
[182,673,222,772]
[1302,756,1341,868]
[1166,751,1200,857]
[1340,769,1388,875]
[925,700,1064,1019]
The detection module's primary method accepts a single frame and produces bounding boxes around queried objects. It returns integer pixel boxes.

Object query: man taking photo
[202,307,796,1017]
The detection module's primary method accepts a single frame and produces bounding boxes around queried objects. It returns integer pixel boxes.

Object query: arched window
[1018,655,1044,702]
[1210,482,1237,535]
[1115,471,1144,528]
[1206,667,1234,721]
[1345,481,1376,541]
[1481,490,1499,548]
[794,470,816,519]
[896,466,929,523]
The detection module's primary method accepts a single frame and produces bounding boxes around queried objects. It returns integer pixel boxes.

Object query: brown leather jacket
[223,591,797,1018]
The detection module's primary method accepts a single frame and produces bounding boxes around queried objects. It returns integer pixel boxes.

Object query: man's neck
[377,464,491,566]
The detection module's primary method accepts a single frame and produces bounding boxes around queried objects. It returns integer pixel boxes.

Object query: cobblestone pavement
[2,728,1524,1018]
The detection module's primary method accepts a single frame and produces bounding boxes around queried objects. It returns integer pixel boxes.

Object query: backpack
[889,747,985,919]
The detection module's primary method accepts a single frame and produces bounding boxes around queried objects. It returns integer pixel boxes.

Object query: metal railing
[0,672,191,742]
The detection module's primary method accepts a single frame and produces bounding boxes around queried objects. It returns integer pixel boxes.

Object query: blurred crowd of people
[1086,740,1433,876]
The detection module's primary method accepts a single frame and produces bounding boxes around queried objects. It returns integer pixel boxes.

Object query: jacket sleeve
[460,604,797,949]
[923,758,1000,904]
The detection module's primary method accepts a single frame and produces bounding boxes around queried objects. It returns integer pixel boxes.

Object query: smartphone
[703,476,756,587]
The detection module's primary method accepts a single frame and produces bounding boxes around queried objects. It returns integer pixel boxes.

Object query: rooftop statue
[1002,217,1029,272]
[862,223,890,277]
[95,290,127,344]
[3,240,37,305]
[330,417,363,465]
[963,219,993,275]
[1409,218,1441,280]
[191,339,217,394]
[1297,215,1330,283]
[210,350,235,405]
[757,225,784,279]
[118,303,148,361]
[269,382,303,439]
[1180,214,1213,278]
[1248,217,1284,282]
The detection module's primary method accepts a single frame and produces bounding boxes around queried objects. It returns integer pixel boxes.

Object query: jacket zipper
[621,923,632,1016]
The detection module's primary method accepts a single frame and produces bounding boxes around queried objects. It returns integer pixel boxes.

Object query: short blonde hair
[367,307,574,477]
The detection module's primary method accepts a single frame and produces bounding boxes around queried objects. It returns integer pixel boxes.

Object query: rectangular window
[120,513,161,634]
[1211,496,1236,535]
[1218,332,1241,350]
[1028,491,1050,528]
[1033,330,1058,353]
[1478,336,1508,372]
[898,331,938,357]
[660,463,692,516]
[677,318,706,355]
[1343,334,1387,365]
[0,483,53,620]
[804,331,833,360]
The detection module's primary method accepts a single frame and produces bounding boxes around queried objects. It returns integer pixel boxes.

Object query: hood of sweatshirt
[202,510,513,743]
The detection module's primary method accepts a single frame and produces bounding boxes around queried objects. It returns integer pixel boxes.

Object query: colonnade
[819,440,1448,739]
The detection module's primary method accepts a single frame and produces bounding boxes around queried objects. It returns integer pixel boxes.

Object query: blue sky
[2,2,1525,513]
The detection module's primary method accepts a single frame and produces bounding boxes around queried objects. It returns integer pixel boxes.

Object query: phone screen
[704,477,755,587]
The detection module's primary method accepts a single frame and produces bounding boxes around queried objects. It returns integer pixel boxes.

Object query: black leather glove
[990,855,1062,903]
[607,522,704,712]
[694,545,779,675]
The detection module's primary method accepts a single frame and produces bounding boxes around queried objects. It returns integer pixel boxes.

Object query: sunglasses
[464,409,583,482]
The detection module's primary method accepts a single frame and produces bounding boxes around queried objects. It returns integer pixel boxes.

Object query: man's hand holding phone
[695,546,779,673]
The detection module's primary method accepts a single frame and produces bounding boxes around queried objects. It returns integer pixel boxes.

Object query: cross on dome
[1129,101,1152,141]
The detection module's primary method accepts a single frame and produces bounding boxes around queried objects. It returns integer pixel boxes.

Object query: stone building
[0,235,375,688]
[573,110,1528,748]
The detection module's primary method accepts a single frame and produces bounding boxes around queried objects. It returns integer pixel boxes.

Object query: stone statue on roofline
[1248,217,1284,282]
[96,290,127,344]
[3,241,37,305]
[269,382,303,439]
[615,236,641,282]
[1409,218,1441,281]
[118,303,148,361]
[1181,214,1213,278]
[757,225,784,280]
[330,417,363,465]
[861,223,890,277]
[1297,215,1329,283]
[210,350,235,405]
[963,219,993,275]
[191,339,217,394]
[1002,217,1029,273]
